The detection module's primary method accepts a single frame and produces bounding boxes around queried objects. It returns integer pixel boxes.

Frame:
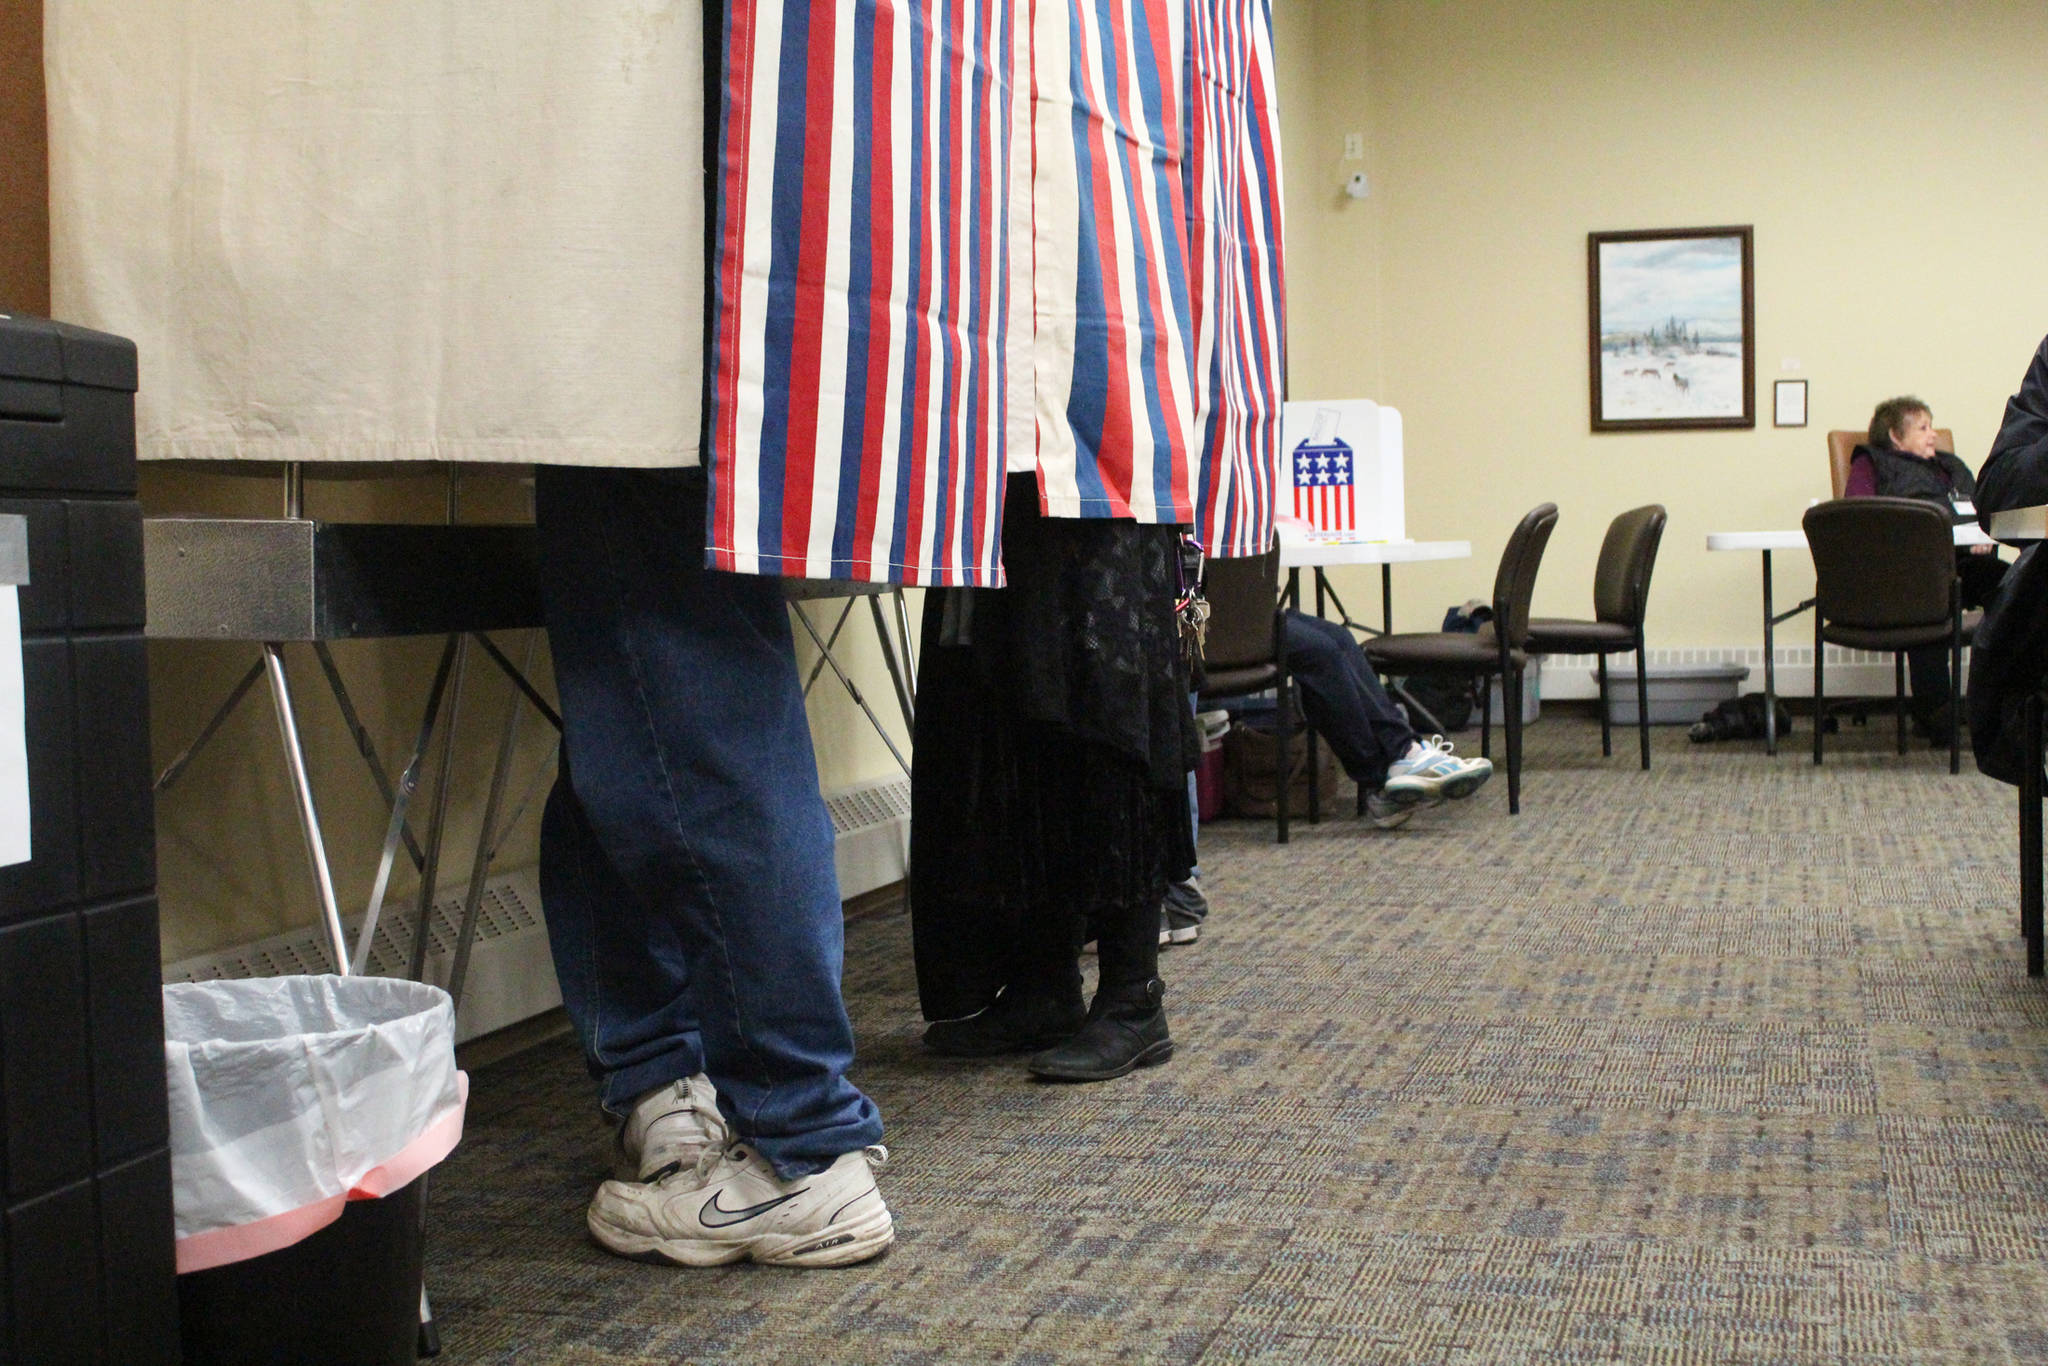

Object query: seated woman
[1846,396,2006,739]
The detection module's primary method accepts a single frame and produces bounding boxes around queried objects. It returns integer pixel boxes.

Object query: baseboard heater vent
[826,775,912,901]
[1536,645,1964,701]
[163,776,913,1044]
[164,868,559,1045]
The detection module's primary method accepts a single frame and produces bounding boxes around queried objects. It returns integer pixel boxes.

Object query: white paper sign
[0,587,27,868]
[1280,399,1406,541]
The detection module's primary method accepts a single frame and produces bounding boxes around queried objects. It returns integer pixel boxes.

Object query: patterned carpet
[424,714,2048,1364]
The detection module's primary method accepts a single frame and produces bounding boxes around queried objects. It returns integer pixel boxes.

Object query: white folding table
[1273,524,1473,756]
[1274,525,1471,635]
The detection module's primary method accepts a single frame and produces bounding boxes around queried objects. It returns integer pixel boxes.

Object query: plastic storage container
[1605,663,1751,725]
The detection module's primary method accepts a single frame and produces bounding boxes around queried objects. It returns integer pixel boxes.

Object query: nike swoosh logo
[699,1187,807,1229]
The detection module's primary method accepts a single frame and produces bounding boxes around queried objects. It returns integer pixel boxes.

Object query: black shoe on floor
[1027,979,1172,1082]
[923,989,1085,1058]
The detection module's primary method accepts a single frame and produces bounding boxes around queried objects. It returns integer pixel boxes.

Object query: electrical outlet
[1343,132,1364,161]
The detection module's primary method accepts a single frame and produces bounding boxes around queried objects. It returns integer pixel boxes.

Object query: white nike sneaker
[613,1074,730,1182]
[588,1141,894,1268]
[1380,735,1493,808]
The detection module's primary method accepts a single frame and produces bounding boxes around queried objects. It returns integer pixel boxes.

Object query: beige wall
[1281,0,2048,645]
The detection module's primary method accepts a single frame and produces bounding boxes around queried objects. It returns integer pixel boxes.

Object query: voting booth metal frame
[144,466,918,1010]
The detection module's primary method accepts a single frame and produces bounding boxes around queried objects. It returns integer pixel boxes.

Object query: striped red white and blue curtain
[706,0,1283,585]
[1028,0,1200,529]
[707,0,1016,587]
[1183,0,1285,558]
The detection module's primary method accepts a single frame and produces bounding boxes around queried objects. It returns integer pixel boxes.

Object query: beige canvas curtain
[45,0,705,467]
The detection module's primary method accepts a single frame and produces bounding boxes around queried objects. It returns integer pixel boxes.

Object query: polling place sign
[0,515,26,868]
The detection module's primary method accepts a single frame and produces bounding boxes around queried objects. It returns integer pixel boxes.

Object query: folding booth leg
[869,593,916,734]
[449,631,540,1009]
[155,657,266,793]
[354,636,461,975]
[407,637,470,983]
[315,642,428,871]
[263,644,351,976]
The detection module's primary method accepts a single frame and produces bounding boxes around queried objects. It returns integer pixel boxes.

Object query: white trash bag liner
[164,975,468,1274]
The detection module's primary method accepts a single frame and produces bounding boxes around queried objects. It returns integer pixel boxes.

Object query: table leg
[1762,550,1777,756]
[1381,564,1393,637]
[354,636,461,975]
[1310,573,1327,823]
[407,637,469,983]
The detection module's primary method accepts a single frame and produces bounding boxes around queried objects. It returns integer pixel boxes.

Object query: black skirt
[910,476,1197,1021]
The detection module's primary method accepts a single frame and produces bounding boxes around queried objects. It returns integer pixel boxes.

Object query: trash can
[164,976,468,1366]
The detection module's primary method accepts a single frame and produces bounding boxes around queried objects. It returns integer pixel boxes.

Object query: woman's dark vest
[1861,443,1977,504]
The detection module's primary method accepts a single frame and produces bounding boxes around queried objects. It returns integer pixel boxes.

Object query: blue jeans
[534,466,882,1178]
[1284,610,1418,790]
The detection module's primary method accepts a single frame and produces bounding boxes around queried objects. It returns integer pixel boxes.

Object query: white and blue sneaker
[1380,735,1493,808]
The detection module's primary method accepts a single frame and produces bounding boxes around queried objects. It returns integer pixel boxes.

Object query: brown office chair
[1827,428,1955,497]
[1525,504,1667,771]
[1195,545,1300,843]
[1803,497,1962,773]
[1364,503,1558,814]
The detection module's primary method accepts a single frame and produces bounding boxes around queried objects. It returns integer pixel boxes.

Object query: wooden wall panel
[0,0,48,315]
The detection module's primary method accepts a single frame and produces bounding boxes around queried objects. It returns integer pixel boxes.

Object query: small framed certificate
[1773,379,1808,428]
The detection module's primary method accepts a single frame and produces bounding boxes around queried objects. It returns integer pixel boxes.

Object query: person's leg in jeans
[1282,609,1492,817]
[1283,610,1417,786]
[536,465,889,1266]
[1161,693,1209,946]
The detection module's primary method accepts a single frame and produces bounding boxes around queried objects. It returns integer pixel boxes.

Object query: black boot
[1026,978,1171,1081]
[923,987,1086,1057]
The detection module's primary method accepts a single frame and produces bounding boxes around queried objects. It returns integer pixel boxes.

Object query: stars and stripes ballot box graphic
[1291,408,1357,532]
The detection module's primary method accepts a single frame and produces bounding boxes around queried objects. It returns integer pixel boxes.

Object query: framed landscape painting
[1588,226,1754,431]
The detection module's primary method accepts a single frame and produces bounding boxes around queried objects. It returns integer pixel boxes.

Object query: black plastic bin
[178,1178,426,1366]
